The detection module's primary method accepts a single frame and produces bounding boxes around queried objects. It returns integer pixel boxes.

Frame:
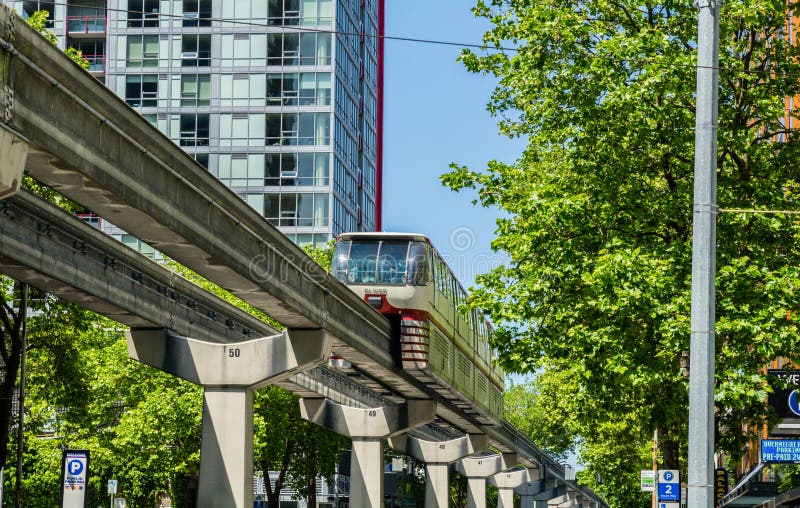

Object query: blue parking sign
[658,470,680,503]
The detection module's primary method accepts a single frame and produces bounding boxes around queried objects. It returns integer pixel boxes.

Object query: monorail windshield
[332,240,428,286]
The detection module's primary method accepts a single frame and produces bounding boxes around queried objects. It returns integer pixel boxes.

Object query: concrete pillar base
[490,468,530,508]
[468,476,487,508]
[300,398,436,508]
[350,437,384,505]
[425,462,448,508]
[198,387,253,508]
[387,433,488,508]
[127,328,331,508]
[456,454,505,508]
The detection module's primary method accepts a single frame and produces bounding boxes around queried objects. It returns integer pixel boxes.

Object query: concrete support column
[426,463,449,507]
[516,468,544,508]
[490,468,530,508]
[350,437,384,504]
[533,484,564,508]
[200,388,253,506]
[127,327,331,508]
[517,481,544,508]
[456,454,505,508]
[300,398,436,508]
[388,433,488,508]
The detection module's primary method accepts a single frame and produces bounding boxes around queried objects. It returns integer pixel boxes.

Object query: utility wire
[24,0,519,51]
[24,2,800,80]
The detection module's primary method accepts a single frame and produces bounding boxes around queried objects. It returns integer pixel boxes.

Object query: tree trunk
[659,429,680,470]
[0,282,26,471]
[307,474,316,507]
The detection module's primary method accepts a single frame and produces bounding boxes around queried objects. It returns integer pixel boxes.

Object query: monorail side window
[406,242,428,285]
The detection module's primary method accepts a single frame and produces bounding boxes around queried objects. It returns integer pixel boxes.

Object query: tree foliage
[443,0,800,504]
[25,11,89,70]
[0,240,344,505]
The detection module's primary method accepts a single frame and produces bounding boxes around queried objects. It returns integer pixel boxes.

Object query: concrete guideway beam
[491,468,531,508]
[0,2,400,386]
[127,328,331,508]
[0,126,26,199]
[0,190,414,415]
[0,8,609,503]
[456,454,505,508]
[300,398,436,508]
[388,433,489,508]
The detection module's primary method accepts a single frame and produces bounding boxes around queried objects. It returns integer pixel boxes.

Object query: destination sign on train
[761,439,800,463]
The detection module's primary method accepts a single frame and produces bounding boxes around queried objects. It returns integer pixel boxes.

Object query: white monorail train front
[331,232,504,425]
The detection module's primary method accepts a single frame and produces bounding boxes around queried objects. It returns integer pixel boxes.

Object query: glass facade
[10,0,382,250]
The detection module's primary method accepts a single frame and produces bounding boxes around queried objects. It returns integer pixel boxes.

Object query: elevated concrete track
[0,5,606,506]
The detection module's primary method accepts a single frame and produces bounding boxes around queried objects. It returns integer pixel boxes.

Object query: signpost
[657,470,680,508]
[761,439,800,463]
[60,450,89,508]
[108,479,118,508]
[641,470,656,492]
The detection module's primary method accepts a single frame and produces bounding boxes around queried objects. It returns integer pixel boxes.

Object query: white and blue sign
[67,459,84,475]
[61,449,89,508]
[789,390,800,416]
[762,439,800,463]
[658,470,680,503]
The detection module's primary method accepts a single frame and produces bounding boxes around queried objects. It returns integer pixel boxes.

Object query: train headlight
[366,295,383,308]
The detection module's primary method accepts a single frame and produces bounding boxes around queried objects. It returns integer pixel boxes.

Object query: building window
[268,0,332,27]
[266,112,330,146]
[127,0,159,28]
[180,75,211,107]
[125,75,158,107]
[127,35,159,67]
[182,34,211,67]
[220,34,268,67]
[178,114,209,147]
[220,74,267,107]
[67,0,106,33]
[194,153,209,169]
[221,0,267,23]
[265,193,329,227]
[183,0,212,27]
[267,33,331,66]
[265,152,329,186]
[219,114,266,147]
[267,72,331,106]
[70,39,105,73]
[219,154,265,187]
[22,1,55,28]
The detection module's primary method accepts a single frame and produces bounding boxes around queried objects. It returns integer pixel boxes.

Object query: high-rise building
[9,0,383,249]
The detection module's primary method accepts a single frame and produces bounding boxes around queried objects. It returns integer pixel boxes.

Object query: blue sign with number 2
[659,482,679,502]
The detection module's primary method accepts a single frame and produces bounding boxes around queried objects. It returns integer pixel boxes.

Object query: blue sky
[382,0,526,288]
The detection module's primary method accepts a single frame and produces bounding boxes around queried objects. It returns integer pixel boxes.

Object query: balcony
[83,54,105,74]
[67,16,106,36]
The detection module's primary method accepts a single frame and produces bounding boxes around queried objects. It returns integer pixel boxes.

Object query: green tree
[254,387,348,508]
[443,0,800,504]
[24,11,89,70]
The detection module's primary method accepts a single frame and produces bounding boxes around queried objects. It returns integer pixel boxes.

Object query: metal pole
[688,0,720,506]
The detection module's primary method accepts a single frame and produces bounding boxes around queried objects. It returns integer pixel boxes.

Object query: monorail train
[330,232,504,425]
